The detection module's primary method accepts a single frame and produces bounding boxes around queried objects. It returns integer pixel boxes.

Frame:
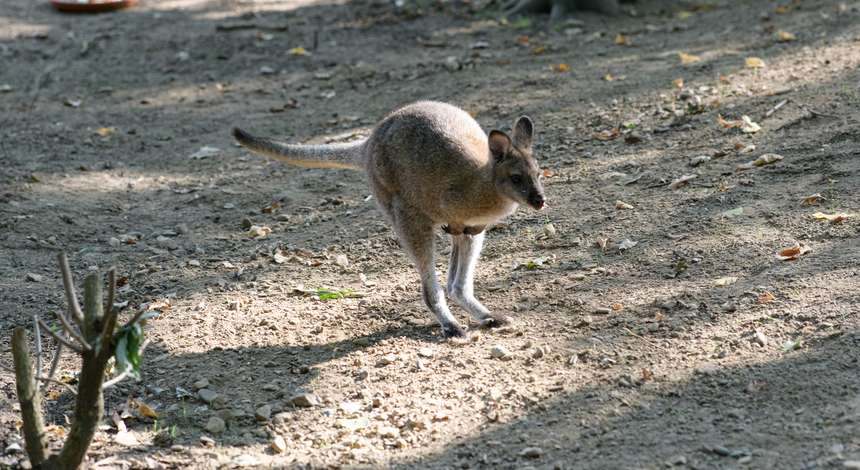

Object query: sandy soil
[1,0,859,468]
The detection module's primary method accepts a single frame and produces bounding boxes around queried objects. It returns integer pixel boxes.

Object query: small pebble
[519,447,543,459]
[254,404,272,421]
[205,417,226,434]
[198,389,218,404]
[271,435,287,454]
[490,345,512,360]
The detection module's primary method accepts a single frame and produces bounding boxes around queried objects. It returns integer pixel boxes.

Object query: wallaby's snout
[528,191,546,210]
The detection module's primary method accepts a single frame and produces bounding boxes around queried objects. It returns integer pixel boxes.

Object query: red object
[50,0,137,13]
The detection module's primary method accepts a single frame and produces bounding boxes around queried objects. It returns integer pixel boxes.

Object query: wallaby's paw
[441,323,468,340]
[477,313,513,329]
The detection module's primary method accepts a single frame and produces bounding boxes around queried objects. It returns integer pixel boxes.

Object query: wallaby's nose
[528,193,545,210]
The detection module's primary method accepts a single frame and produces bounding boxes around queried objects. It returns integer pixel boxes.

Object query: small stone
[532,347,545,359]
[377,426,400,438]
[843,461,860,469]
[753,331,768,347]
[376,354,398,367]
[519,447,543,459]
[290,393,319,408]
[336,417,370,431]
[271,435,287,454]
[198,388,218,404]
[417,347,434,358]
[25,273,44,282]
[490,345,512,360]
[199,436,215,447]
[193,379,210,390]
[254,404,272,421]
[205,416,226,434]
[176,51,190,61]
[340,401,362,415]
[334,254,349,268]
[176,223,190,234]
[187,259,201,267]
[711,445,731,456]
[108,237,121,248]
[624,131,643,144]
[689,155,711,167]
[667,454,687,466]
[594,307,612,315]
[260,65,275,75]
[223,202,236,210]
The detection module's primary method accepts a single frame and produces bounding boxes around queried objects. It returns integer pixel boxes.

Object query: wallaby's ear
[488,130,512,161]
[513,116,534,150]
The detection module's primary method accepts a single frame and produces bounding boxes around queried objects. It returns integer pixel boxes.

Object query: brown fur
[232,101,545,338]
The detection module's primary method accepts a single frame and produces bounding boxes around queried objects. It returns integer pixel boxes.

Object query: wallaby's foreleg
[446,235,461,297]
[391,200,467,338]
[448,232,511,327]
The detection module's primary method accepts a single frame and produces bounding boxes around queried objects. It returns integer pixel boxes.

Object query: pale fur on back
[363,101,516,228]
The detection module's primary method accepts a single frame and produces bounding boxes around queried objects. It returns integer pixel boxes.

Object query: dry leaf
[615,200,634,210]
[641,368,654,381]
[541,169,555,178]
[812,212,850,224]
[676,10,693,19]
[593,128,620,141]
[714,276,738,286]
[610,303,624,311]
[95,127,116,137]
[604,73,615,81]
[776,245,809,261]
[288,46,309,56]
[531,45,546,55]
[614,34,630,46]
[137,402,159,419]
[617,239,638,251]
[516,35,530,45]
[552,63,570,72]
[758,291,776,304]
[736,153,784,171]
[247,225,272,238]
[740,115,761,133]
[669,174,697,190]
[261,201,282,214]
[672,78,684,88]
[745,57,766,69]
[774,5,791,13]
[777,30,796,42]
[801,193,824,206]
[678,52,702,65]
[718,114,741,129]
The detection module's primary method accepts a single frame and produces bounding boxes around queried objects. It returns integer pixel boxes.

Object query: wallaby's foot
[477,312,512,329]
[441,322,468,339]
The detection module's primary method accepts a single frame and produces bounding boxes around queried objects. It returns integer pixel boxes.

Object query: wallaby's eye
[510,175,523,185]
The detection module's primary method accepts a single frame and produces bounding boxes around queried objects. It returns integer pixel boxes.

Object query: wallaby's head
[489,116,546,210]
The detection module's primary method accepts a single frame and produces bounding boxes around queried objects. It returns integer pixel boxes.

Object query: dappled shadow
[391,329,860,469]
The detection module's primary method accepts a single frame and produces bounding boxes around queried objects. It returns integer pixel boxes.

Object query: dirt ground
[1,0,859,468]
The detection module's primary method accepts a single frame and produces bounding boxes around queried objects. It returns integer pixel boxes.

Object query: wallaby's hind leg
[446,236,461,297]
[391,199,466,339]
[448,232,511,327]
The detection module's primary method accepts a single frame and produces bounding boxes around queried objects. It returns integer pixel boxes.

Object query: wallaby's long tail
[232,127,364,170]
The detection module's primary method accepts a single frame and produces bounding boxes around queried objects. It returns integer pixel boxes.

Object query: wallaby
[232,101,546,338]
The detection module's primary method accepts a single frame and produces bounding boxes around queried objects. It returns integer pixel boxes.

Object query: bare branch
[33,316,42,393]
[46,342,63,383]
[105,268,116,318]
[101,339,150,390]
[121,309,149,331]
[36,375,77,396]
[58,252,84,325]
[54,310,91,351]
[11,327,48,466]
[99,268,119,360]
[37,319,83,354]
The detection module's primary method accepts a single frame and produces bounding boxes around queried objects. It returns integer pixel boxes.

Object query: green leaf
[115,323,144,379]
[510,17,532,29]
[314,288,356,301]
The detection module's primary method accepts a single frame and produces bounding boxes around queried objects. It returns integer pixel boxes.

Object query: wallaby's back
[365,101,508,224]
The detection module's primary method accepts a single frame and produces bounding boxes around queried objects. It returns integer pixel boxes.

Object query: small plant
[10,253,151,469]
[314,287,358,301]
